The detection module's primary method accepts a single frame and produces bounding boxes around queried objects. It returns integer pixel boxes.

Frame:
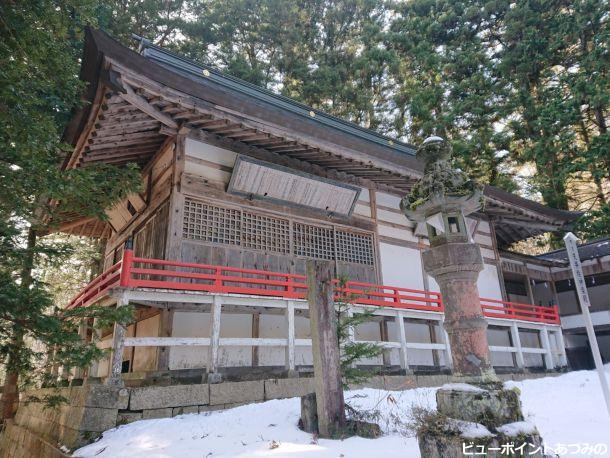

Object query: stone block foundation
[0,371,563,457]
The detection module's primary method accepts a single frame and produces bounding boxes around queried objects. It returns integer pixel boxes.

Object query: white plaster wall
[354,321,383,365]
[427,275,441,293]
[376,192,401,209]
[185,138,238,166]
[379,242,424,290]
[353,203,371,218]
[169,311,209,370]
[184,138,237,185]
[519,329,544,367]
[353,188,371,218]
[405,321,436,366]
[169,311,254,369]
[488,327,514,367]
[295,316,313,366]
[478,221,490,232]
[218,313,252,367]
[477,264,503,300]
[377,224,419,242]
[376,208,409,226]
[258,314,286,366]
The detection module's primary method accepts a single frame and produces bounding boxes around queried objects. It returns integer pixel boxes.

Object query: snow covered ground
[75,367,610,457]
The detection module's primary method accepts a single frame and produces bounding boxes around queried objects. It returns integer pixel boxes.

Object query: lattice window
[183,199,375,267]
[335,230,374,265]
[293,222,334,260]
[183,199,241,245]
[242,211,290,253]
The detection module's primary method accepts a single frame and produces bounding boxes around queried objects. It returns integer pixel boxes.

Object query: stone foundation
[418,382,546,457]
[0,371,560,457]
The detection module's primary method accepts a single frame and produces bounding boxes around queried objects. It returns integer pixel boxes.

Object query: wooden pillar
[252,312,260,367]
[489,222,509,301]
[73,319,89,379]
[285,301,295,375]
[379,319,391,366]
[510,323,525,369]
[428,321,440,367]
[208,295,222,375]
[307,260,346,438]
[157,308,174,371]
[540,327,554,369]
[88,318,102,379]
[439,316,453,370]
[555,329,568,366]
[159,135,185,370]
[106,297,128,386]
[525,274,535,305]
[395,312,410,372]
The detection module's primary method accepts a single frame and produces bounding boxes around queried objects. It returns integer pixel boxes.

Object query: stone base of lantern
[417,383,547,458]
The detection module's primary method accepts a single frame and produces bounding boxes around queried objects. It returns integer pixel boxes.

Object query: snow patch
[447,419,493,439]
[440,383,487,393]
[423,135,445,144]
[497,421,537,437]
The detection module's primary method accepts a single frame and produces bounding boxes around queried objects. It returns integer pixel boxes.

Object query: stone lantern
[401,136,493,381]
[403,137,546,457]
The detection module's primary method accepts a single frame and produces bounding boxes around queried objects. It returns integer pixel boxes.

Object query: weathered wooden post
[306,260,346,438]
[106,296,128,387]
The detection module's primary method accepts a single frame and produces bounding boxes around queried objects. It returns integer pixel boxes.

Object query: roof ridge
[131,34,418,156]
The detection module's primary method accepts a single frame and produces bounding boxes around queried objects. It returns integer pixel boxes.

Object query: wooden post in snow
[307,260,346,438]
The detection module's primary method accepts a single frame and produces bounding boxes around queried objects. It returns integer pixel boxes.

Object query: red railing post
[119,238,134,287]
[286,274,294,296]
[214,266,222,288]
[553,304,560,324]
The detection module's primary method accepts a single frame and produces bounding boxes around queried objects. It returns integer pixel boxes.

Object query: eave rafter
[89,63,414,196]
[63,50,574,244]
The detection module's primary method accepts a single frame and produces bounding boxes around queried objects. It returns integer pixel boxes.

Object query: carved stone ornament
[400,136,483,223]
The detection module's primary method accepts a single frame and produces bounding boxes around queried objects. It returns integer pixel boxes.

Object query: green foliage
[335,276,383,387]
[0,1,139,398]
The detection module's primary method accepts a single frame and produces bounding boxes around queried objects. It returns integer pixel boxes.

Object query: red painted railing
[66,260,123,310]
[480,297,560,325]
[66,249,560,324]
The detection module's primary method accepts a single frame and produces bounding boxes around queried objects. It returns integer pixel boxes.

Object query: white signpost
[563,232,610,417]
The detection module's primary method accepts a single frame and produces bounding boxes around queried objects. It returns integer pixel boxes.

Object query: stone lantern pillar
[401,136,494,381]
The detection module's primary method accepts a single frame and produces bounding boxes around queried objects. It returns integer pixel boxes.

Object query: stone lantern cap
[400,136,483,223]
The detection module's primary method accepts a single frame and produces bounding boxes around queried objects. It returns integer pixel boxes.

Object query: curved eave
[59,28,581,247]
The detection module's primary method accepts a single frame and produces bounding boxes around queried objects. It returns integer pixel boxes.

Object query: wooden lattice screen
[293,222,335,260]
[183,197,375,266]
[335,230,375,265]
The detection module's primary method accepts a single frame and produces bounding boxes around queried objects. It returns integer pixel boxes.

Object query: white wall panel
[185,138,238,166]
[377,224,420,243]
[379,243,424,290]
[477,264,503,300]
[169,312,209,370]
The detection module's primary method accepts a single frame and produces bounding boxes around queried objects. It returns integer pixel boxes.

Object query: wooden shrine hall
[56,28,580,385]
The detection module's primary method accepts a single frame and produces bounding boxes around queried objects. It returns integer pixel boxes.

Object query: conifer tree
[0,1,140,419]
